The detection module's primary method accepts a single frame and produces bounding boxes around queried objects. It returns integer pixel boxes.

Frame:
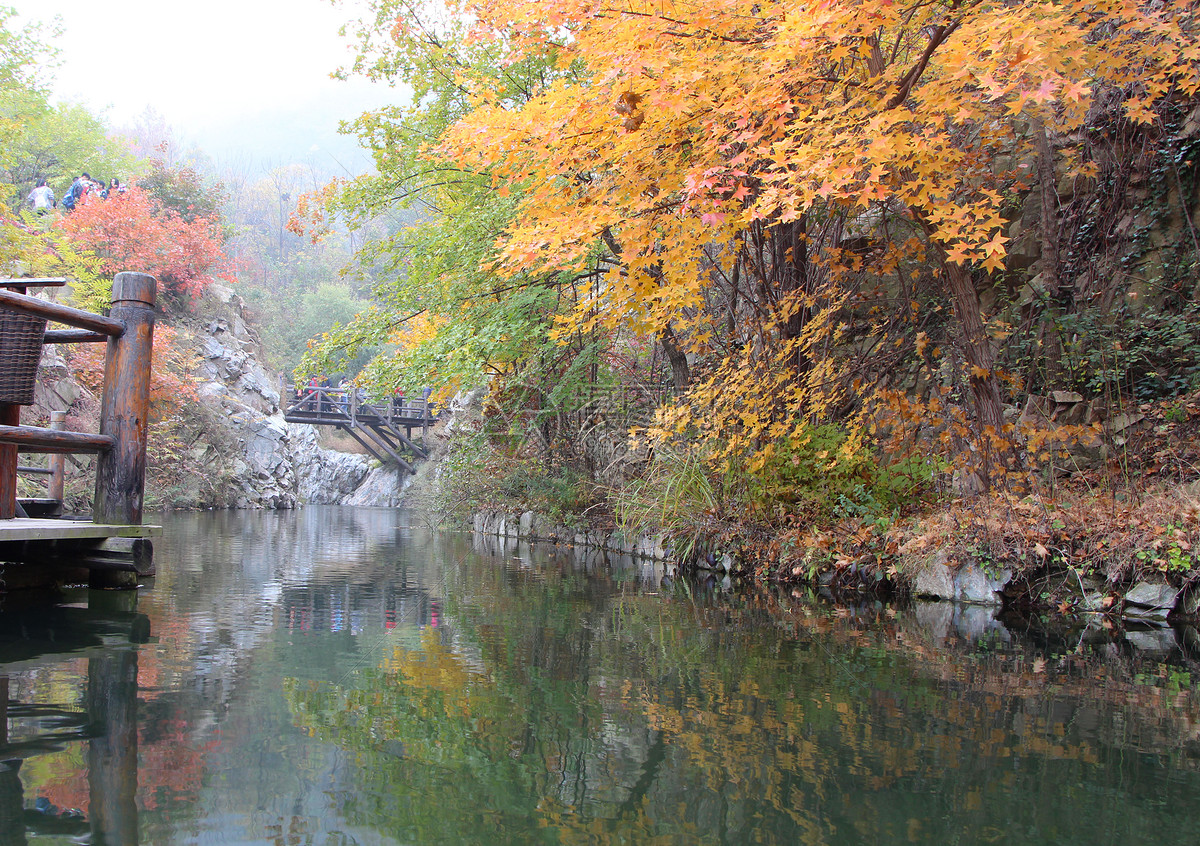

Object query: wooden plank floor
[0,518,161,542]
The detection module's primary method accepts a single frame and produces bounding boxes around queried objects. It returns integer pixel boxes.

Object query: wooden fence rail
[0,273,155,525]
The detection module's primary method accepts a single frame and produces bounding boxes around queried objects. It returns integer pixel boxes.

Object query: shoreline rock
[473,509,673,562]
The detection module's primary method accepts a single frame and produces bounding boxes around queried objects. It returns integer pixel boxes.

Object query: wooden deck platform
[0,520,160,587]
[0,518,161,542]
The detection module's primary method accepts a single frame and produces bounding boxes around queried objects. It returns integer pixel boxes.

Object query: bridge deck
[282,387,437,470]
[285,407,433,427]
[283,387,436,427]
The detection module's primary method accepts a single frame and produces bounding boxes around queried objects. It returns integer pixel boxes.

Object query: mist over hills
[183,82,394,176]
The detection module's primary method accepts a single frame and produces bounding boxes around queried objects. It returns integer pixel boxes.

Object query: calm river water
[2,506,1200,844]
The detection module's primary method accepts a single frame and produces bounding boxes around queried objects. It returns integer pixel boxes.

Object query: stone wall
[472,509,680,563]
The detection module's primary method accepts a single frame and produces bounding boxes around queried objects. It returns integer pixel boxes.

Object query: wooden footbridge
[283,387,439,473]
[0,273,160,589]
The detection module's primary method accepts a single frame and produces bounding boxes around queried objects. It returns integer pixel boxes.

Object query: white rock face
[286,424,372,504]
[345,465,410,507]
[912,552,1011,605]
[31,346,84,413]
[195,298,282,415]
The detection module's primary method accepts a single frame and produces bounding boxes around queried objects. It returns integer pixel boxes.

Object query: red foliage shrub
[58,187,232,302]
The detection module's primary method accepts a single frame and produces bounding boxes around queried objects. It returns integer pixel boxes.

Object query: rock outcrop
[30,280,400,511]
[177,283,303,508]
[345,465,408,507]
[286,424,373,504]
[912,553,1012,605]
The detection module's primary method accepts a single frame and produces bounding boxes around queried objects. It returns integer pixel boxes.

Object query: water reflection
[1,507,1200,844]
[0,592,145,845]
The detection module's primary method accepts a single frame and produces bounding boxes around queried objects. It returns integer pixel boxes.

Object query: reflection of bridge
[282,576,441,635]
[283,386,439,472]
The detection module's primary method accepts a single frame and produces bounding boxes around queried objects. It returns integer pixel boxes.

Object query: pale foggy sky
[11,0,399,164]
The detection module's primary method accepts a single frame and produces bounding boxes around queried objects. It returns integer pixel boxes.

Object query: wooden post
[0,275,26,521]
[93,272,155,526]
[87,648,139,845]
[48,410,65,505]
[0,405,17,520]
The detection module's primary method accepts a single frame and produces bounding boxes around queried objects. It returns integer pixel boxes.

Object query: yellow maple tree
[429,0,1198,491]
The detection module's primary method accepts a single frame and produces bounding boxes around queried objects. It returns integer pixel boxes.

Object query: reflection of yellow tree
[386,628,493,720]
[285,554,1200,845]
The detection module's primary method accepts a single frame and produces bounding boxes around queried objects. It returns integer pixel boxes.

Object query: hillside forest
[3,2,1200,597]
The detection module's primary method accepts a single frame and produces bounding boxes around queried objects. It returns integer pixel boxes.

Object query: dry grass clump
[764,391,1200,598]
[894,486,1199,583]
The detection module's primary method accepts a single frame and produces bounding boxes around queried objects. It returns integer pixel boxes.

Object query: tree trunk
[660,324,690,390]
[766,216,813,378]
[771,217,808,343]
[1035,122,1065,389]
[944,261,1009,490]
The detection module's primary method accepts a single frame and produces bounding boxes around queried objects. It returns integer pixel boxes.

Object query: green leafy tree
[299,0,587,400]
[136,157,226,225]
[0,93,139,208]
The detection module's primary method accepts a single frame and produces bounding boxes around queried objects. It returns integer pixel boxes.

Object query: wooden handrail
[0,288,124,337]
[285,385,437,420]
[44,328,110,344]
[0,277,66,288]
[0,424,113,454]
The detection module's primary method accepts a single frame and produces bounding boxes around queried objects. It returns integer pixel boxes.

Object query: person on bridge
[320,376,333,413]
[306,375,319,412]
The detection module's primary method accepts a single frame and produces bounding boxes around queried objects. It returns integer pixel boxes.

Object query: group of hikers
[24,172,127,214]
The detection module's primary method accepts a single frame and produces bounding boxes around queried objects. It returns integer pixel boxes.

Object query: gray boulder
[913,552,1011,605]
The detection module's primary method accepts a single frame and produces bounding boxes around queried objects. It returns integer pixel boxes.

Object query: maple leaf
[1030,78,1057,104]
[981,230,1007,257]
[944,244,972,263]
[980,251,1006,272]
[1061,79,1089,102]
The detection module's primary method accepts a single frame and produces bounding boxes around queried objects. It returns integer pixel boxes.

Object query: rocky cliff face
[177,282,383,509]
[29,281,388,511]
[286,424,373,504]
[345,465,409,507]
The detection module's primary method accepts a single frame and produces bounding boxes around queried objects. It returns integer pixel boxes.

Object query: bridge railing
[285,385,438,428]
[0,273,155,524]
